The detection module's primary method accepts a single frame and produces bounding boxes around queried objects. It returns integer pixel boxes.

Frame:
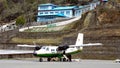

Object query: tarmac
[0,59,119,68]
[0,50,33,54]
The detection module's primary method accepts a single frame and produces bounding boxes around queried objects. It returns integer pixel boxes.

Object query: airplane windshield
[46,48,49,51]
[42,46,46,49]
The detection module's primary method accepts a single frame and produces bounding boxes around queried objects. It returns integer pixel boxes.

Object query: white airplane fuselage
[33,46,82,58]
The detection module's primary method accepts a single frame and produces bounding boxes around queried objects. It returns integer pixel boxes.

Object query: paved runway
[0,50,33,54]
[0,59,119,68]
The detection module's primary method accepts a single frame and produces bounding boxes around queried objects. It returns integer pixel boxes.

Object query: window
[51,49,55,53]
[79,10,81,13]
[40,12,43,14]
[51,49,55,51]
[66,11,70,15]
[45,12,48,14]
[42,46,46,49]
[46,48,49,51]
[55,11,58,14]
[61,11,64,14]
[50,12,54,14]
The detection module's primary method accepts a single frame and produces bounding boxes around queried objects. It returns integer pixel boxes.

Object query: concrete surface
[0,59,119,68]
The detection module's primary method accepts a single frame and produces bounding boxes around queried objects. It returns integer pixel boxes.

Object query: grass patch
[11,37,62,45]
[23,20,78,32]
[24,26,66,32]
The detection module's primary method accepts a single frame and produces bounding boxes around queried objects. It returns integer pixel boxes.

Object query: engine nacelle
[57,45,69,51]
[34,46,42,51]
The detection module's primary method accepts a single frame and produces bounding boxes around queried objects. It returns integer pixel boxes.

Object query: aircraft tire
[63,58,66,62]
[68,55,72,62]
[39,58,43,62]
[47,58,51,62]
[60,58,62,62]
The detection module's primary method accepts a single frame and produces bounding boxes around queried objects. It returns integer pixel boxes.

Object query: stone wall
[62,35,120,60]
[0,29,19,43]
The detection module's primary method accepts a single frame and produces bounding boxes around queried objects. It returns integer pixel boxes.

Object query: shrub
[16,16,26,26]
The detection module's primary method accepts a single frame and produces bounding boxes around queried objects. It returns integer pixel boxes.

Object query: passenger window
[46,48,49,51]
[51,49,55,52]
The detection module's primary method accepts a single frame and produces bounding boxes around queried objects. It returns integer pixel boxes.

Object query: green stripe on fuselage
[35,50,81,58]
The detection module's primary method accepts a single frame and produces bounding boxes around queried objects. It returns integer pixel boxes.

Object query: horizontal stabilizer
[70,43,102,47]
[81,43,103,46]
[17,44,36,47]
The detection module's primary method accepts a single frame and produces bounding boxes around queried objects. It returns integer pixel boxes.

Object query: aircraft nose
[33,51,37,56]
[33,53,37,56]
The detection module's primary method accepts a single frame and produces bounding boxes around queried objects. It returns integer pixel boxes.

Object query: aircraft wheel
[63,58,66,62]
[68,55,72,62]
[47,58,51,62]
[59,58,62,62]
[39,58,43,62]
[69,55,72,62]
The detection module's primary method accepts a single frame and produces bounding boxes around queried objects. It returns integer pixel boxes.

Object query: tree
[16,16,26,27]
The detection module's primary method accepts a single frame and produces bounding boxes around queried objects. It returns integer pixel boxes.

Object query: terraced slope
[0,1,120,59]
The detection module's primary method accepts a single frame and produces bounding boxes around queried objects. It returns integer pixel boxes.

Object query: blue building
[37,2,100,24]
[37,3,81,23]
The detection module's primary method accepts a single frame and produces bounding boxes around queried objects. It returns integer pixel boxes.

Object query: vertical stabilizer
[75,33,84,45]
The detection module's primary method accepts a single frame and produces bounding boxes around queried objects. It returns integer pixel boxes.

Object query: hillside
[74,1,120,59]
[0,0,93,24]
[0,0,38,24]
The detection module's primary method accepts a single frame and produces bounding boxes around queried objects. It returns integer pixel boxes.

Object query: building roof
[79,6,84,9]
[38,13,66,17]
[39,3,79,10]
[54,6,77,10]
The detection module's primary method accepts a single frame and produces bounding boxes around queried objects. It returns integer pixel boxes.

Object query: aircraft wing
[17,44,36,47]
[69,43,102,47]
[0,50,33,55]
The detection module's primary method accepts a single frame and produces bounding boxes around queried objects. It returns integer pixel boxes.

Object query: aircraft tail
[70,33,102,50]
[75,33,84,46]
[75,33,102,46]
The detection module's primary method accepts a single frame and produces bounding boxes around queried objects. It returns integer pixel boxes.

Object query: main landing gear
[60,54,72,62]
[39,55,71,62]
[39,58,43,62]
[47,57,51,62]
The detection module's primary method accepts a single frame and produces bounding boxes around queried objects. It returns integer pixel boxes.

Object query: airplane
[17,33,102,62]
